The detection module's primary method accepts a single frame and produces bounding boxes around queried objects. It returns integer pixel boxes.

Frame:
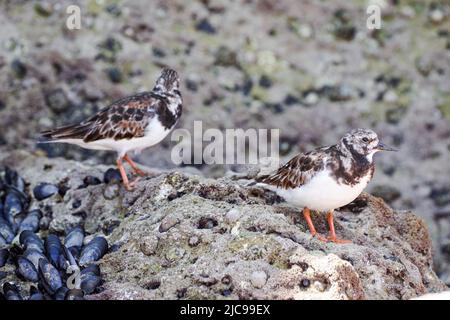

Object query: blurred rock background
[0,0,449,283]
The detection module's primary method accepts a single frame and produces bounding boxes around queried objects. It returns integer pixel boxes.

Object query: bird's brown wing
[41,92,160,142]
[258,148,329,189]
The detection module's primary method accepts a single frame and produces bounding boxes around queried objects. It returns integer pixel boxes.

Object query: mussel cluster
[0,167,109,300]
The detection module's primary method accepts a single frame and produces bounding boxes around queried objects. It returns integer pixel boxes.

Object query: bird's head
[153,67,180,96]
[339,128,397,161]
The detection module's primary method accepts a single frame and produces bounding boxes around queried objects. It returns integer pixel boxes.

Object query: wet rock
[105,68,123,84]
[11,59,27,78]
[259,75,272,88]
[45,89,69,114]
[332,9,356,41]
[429,187,450,207]
[371,185,401,203]
[34,2,53,17]
[214,46,239,68]
[195,18,216,34]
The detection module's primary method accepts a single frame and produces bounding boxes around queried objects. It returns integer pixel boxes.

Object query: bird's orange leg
[303,207,327,242]
[327,210,351,244]
[116,158,139,191]
[123,154,147,177]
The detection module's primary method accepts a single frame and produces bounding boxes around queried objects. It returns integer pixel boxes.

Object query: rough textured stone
[0,151,446,300]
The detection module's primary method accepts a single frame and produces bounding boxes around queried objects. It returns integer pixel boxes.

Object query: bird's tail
[38,124,89,143]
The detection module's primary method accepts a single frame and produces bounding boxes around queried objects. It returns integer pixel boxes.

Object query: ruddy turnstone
[40,68,182,191]
[256,128,396,244]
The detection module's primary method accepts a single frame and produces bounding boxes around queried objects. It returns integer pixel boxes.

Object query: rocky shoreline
[0,150,446,299]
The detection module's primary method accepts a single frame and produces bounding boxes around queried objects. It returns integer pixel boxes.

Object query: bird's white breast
[267,170,371,212]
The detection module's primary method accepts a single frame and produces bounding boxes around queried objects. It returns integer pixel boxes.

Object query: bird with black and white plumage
[255,128,397,244]
[40,68,182,191]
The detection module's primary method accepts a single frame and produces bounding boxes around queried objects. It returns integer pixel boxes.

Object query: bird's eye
[362,137,369,142]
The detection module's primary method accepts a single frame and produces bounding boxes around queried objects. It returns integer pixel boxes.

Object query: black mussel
[5,167,26,192]
[0,234,7,246]
[104,168,122,184]
[33,183,59,201]
[0,248,8,267]
[29,286,45,300]
[59,245,78,271]
[4,191,24,224]
[3,282,23,300]
[53,286,69,300]
[19,209,42,233]
[65,289,84,300]
[79,236,108,266]
[83,176,102,187]
[68,246,81,259]
[45,234,63,268]
[23,248,47,270]
[80,273,102,294]
[16,256,39,282]
[19,230,45,252]
[81,264,101,276]
[0,271,6,281]
[0,217,15,243]
[38,258,63,295]
[0,234,6,246]
[64,226,84,250]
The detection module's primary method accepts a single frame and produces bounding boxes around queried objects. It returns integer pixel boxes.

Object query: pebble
[165,247,185,263]
[139,235,159,256]
[106,67,123,83]
[313,280,326,292]
[429,9,444,24]
[195,18,216,34]
[159,215,180,232]
[45,89,69,114]
[383,90,398,103]
[188,235,200,247]
[225,209,241,222]
[103,184,120,200]
[250,270,267,289]
[303,91,319,106]
[11,59,27,78]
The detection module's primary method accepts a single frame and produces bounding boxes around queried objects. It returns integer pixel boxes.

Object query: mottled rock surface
[0,150,446,299]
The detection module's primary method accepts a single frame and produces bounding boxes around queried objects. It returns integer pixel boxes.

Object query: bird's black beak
[377,142,397,152]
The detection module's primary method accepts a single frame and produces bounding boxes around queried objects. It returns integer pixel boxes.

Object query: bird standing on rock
[40,68,182,191]
[256,129,397,244]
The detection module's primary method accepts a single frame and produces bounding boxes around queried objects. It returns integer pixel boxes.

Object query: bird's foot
[132,167,148,177]
[327,235,352,244]
[311,232,328,242]
[123,177,141,191]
